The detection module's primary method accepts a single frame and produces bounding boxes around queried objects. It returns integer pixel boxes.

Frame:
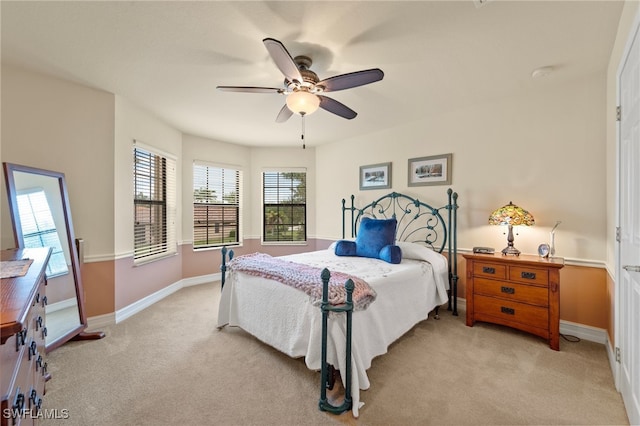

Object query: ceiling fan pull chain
[301,113,306,149]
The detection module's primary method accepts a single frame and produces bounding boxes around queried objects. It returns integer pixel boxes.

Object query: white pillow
[396,241,450,290]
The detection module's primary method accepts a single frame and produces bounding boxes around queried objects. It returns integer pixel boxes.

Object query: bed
[217,190,459,417]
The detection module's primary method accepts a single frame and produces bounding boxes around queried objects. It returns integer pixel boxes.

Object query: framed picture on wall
[408,153,452,186]
[359,162,392,190]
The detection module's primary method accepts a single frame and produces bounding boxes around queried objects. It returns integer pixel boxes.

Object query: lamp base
[501,246,521,256]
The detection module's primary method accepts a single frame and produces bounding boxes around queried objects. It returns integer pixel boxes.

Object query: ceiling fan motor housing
[285,56,321,92]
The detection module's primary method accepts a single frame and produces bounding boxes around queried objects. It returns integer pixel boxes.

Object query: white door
[618,14,640,426]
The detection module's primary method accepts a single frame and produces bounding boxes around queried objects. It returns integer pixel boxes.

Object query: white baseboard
[46,297,78,313]
[605,335,619,390]
[455,297,607,344]
[115,280,183,324]
[559,319,607,344]
[182,272,220,287]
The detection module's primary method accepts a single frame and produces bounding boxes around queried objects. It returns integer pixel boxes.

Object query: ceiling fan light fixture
[286,90,320,116]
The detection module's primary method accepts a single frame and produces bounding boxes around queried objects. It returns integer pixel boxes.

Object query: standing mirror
[3,162,104,352]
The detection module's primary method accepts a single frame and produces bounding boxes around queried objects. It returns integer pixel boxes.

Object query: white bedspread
[217,242,449,417]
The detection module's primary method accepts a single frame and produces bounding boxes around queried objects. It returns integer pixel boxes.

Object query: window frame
[262,169,307,244]
[192,161,242,250]
[133,142,177,263]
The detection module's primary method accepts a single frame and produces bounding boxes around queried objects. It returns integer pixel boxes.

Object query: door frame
[615,1,640,406]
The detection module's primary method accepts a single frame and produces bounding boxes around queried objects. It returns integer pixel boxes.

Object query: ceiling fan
[217,38,384,122]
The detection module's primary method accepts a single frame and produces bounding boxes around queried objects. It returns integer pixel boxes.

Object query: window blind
[193,162,242,249]
[134,146,176,262]
[263,170,306,242]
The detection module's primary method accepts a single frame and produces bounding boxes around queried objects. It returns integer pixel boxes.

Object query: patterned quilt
[227,252,377,310]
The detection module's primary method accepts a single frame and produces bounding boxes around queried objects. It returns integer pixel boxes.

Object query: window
[263,170,306,243]
[193,162,242,249]
[133,145,176,262]
[16,189,68,276]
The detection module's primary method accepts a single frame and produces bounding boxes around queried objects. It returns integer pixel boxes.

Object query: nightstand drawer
[473,262,507,279]
[474,278,549,307]
[509,266,549,286]
[474,294,549,330]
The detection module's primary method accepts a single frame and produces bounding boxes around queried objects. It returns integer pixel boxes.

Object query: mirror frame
[3,162,102,352]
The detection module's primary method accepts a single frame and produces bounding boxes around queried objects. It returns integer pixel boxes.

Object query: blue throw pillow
[334,240,357,256]
[334,218,402,264]
[355,217,397,259]
[379,244,402,264]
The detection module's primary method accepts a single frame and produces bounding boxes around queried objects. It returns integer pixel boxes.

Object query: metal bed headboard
[341,189,459,316]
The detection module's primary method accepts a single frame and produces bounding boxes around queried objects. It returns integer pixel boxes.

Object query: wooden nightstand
[463,252,565,350]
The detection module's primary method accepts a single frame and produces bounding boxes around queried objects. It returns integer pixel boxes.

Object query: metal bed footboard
[318,268,354,414]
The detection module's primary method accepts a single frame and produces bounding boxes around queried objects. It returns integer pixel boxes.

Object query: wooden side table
[463,252,565,350]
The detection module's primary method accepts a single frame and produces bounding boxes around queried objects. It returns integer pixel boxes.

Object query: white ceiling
[1,1,624,148]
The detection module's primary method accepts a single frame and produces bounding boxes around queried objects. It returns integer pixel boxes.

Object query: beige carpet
[41,282,629,426]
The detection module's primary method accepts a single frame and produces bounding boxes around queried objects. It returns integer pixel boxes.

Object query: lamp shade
[286,90,320,116]
[489,201,534,256]
[488,202,535,226]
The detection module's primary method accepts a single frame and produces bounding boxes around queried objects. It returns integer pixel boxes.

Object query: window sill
[261,241,308,246]
[133,251,178,267]
[192,244,242,252]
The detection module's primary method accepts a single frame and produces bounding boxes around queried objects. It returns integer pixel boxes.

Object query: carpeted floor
[41,282,629,425]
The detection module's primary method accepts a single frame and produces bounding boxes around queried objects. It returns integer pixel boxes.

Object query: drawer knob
[12,389,25,413]
[501,306,515,315]
[482,266,496,274]
[15,329,27,351]
[29,340,37,360]
[521,271,536,280]
[501,286,515,295]
[29,388,43,412]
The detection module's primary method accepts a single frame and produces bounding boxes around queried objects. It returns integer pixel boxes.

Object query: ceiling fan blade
[276,104,293,123]
[263,38,303,84]
[318,68,384,92]
[318,95,357,120]
[217,86,284,94]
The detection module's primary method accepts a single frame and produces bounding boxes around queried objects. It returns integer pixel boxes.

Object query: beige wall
[316,71,607,262]
[1,65,115,254]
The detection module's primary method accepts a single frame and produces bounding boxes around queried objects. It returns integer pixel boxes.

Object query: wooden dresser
[463,252,565,350]
[1,248,51,426]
